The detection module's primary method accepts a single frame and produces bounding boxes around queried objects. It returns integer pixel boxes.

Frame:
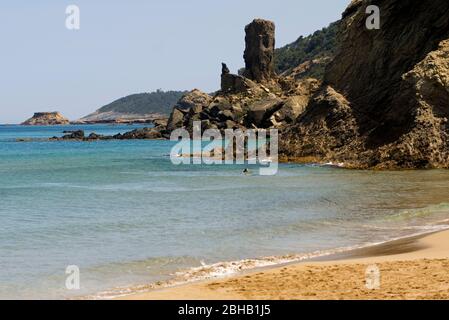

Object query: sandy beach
[119,229,449,300]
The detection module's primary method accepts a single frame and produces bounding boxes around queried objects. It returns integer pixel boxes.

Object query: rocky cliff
[280,0,449,169]
[22,112,70,126]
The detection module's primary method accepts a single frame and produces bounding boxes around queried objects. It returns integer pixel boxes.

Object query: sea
[1,124,449,299]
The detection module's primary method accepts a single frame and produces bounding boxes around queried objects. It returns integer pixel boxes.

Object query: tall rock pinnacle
[243,19,276,83]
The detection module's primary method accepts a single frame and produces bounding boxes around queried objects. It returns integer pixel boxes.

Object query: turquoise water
[1,124,449,299]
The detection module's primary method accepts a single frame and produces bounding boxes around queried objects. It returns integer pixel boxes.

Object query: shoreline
[116,228,449,300]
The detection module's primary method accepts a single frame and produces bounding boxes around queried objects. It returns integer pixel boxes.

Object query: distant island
[22,112,70,126]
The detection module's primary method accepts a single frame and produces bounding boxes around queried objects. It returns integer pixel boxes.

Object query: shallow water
[0,124,449,299]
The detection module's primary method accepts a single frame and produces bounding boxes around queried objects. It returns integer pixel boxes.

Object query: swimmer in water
[242,168,250,175]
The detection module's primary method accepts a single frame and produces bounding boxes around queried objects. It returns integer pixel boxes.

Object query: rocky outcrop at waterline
[50,127,165,141]
[45,2,449,170]
[22,112,70,126]
[49,119,168,141]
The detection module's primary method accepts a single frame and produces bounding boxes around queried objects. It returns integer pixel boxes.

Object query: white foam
[83,224,449,300]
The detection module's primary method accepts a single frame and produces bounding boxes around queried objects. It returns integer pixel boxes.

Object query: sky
[0,0,350,124]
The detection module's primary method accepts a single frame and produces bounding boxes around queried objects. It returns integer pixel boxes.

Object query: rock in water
[243,19,276,83]
[22,112,70,125]
[61,130,85,140]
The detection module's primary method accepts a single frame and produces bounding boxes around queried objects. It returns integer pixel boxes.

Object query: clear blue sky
[0,0,350,123]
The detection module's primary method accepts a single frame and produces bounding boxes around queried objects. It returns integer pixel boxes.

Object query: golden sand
[119,230,449,300]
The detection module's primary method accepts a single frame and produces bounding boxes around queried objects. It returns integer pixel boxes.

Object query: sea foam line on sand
[82,224,449,300]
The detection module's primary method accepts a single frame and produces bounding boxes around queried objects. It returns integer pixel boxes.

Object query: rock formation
[166,89,214,133]
[243,19,276,83]
[280,0,449,169]
[162,18,317,136]
[22,112,70,125]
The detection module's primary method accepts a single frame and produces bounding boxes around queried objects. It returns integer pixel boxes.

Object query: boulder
[274,96,308,124]
[86,133,101,140]
[176,89,212,111]
[115,127,162,140]
[186,114,202,131]
[208,98,232,117]
[189,104,204,115]
[221,73,258,93]
[152,118,168,128]
[217,121,238,130]
[246,97,283,128]
[217,110,235,122]
[166,107,186,132]
[225,120,238,129]
[273,80,319,125]
[165,89,213,133]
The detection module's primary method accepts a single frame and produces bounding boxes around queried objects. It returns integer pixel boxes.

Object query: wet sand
[118,230,449,300]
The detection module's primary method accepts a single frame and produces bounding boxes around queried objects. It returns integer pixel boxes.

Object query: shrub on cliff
[274,21,339,78]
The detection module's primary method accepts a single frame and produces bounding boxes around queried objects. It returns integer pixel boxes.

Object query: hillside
[79,90,187,123]
[274,21,339,79]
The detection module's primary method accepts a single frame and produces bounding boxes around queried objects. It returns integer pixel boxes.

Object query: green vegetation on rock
[97,90,188,115]
[274,21,339,78]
